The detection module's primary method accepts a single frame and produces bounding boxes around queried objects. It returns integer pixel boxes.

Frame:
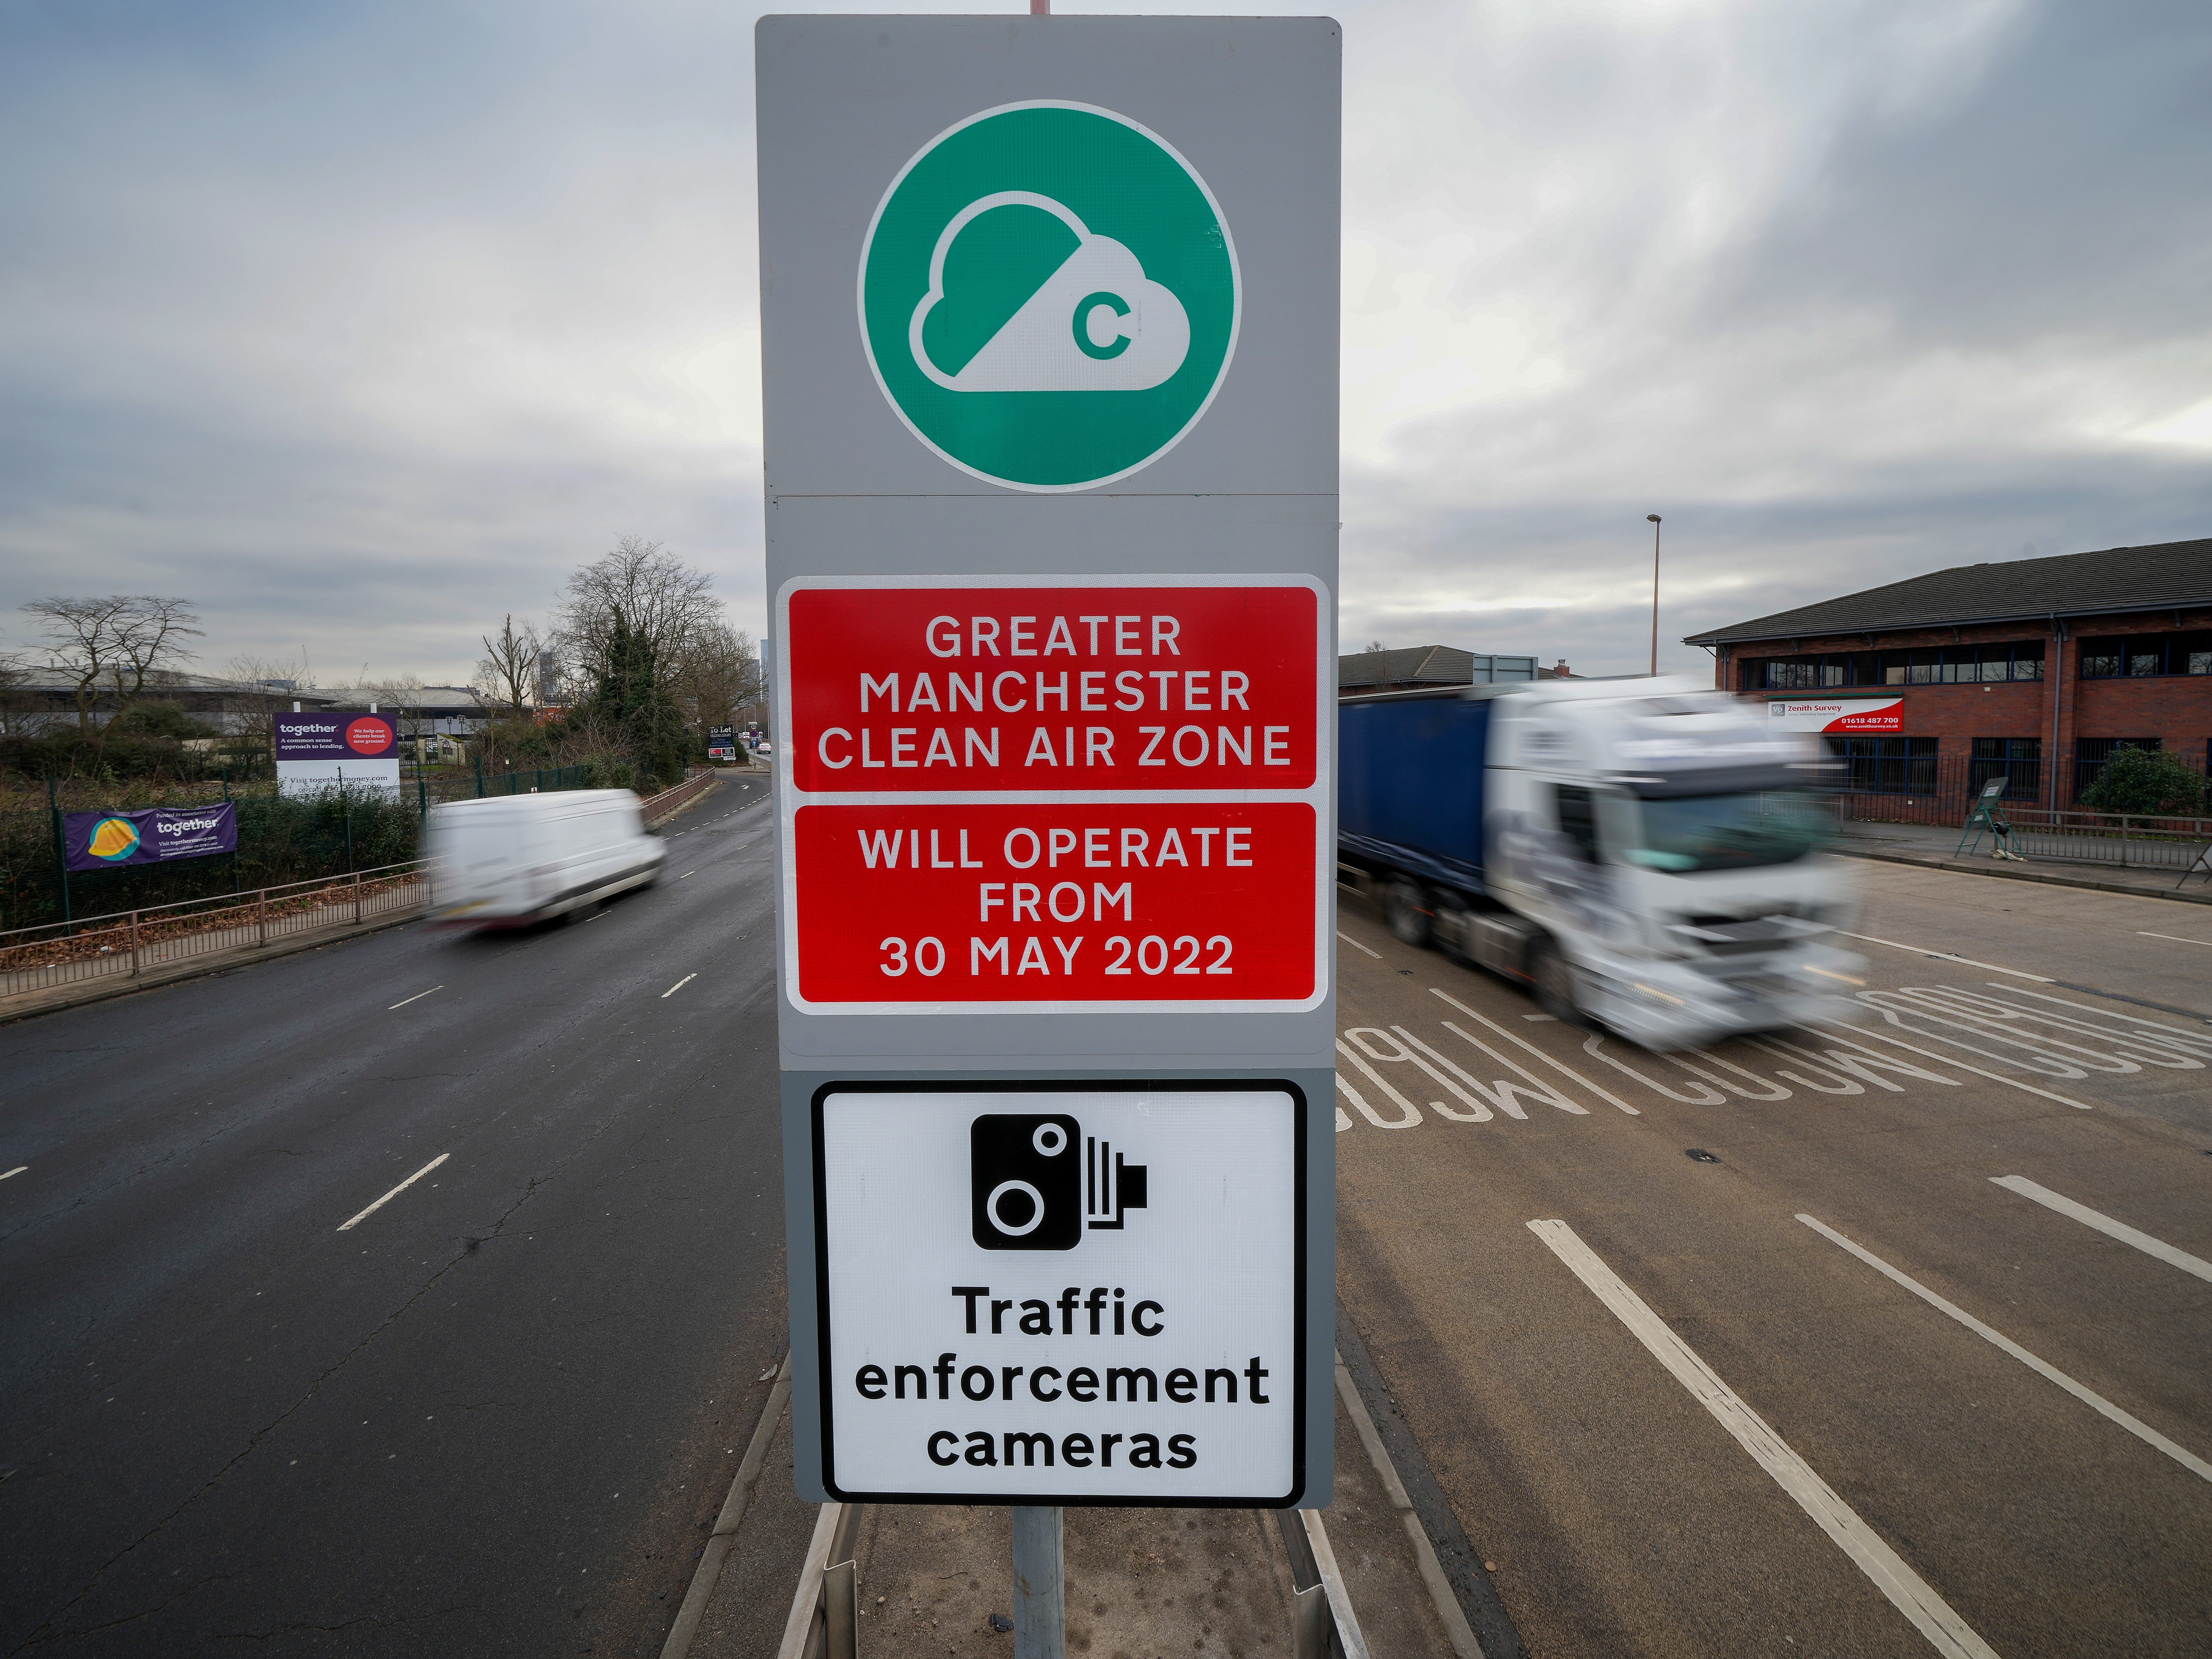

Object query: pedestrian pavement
[1837,818,2212,905]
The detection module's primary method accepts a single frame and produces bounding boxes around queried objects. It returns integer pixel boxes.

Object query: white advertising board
[1765,695,1905,734]
[813,1083,1305,1504]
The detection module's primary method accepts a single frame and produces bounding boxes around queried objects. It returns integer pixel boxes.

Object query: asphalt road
[1334,859,2212,1657]
[11,801,2212,1658]
[0,777,790,1657]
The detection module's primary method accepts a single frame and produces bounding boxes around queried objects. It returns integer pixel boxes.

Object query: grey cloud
[1,0,2206,687]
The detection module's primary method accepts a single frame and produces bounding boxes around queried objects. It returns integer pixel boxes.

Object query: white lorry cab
[425,789,664,929]
[1340,675,1863,1050]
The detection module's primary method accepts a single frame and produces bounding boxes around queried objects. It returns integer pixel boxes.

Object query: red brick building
[1682,538,2212,809]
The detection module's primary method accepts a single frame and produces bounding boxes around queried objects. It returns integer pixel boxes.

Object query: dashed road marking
[2137,931,2212,947]
[1530,1218,2001,1659]
[388,985,444,1011]
[662,973,698,998]
[2,1165,26,1181]
[1989,1176,2212,1284]
[337,1153,450,1232]
[1336,930,1382,959]
[1798,1212,2212,1484]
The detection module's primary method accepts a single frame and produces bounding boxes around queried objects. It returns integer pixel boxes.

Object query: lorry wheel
[1385,880,1430,947]
[1529,938,1588,1025]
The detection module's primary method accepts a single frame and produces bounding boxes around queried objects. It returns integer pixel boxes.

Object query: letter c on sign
[927,1431,959,1466]
[926,616,962,657]
[818,727,853,769]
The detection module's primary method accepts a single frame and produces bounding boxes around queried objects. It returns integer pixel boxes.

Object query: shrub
[2080,747,2207,817]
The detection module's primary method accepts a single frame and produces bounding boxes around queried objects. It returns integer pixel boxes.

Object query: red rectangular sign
[788,803,1318,1008]
[782,582,1320,792]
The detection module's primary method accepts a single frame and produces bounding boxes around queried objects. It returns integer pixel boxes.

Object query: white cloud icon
[909,192,1192,392]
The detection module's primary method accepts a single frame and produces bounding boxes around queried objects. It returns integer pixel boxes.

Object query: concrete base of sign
[671,1370,1467,1659]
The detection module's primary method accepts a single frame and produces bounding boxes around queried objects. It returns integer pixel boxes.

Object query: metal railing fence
[0,860,428,1001]
[641,773,716,824]
[1833,751,2206,824]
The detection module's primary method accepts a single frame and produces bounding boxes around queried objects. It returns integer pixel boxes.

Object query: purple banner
[65,803,238,872]
[275,711,399,761]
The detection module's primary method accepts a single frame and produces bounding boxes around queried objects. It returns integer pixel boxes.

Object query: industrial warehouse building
[1683,538,2212,809]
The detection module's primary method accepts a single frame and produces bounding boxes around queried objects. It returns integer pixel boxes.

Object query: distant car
[751,739,775,758]
[424,789,665,929]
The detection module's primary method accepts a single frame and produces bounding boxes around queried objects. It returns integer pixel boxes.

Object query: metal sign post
[757,14,1340,1647]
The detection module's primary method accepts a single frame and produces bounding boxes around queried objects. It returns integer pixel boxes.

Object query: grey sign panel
[757,14,1339,1507]
[756,15,1339,501]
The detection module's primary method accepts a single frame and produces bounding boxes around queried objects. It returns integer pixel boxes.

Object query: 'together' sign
[776,577,1330,1015]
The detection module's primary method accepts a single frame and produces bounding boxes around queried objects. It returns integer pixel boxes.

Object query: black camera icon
[970,1113,1148,1252]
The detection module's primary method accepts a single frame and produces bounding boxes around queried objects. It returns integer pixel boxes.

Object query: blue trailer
[1336,678,1861,1047]
[1338,690,1492,904]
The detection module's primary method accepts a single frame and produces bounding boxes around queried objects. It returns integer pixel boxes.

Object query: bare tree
[353,672,428,742]
[472,615,544,715]
[669,621,763,748]
[22,595,203,735]
[0,643,34,736]
[555,537,721,678]
[218,650,317,752]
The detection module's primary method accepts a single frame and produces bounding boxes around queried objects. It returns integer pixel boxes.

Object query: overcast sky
[3,0,2207,687]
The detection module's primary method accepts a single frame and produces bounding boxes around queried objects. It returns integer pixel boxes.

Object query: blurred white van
[425,789,664,928]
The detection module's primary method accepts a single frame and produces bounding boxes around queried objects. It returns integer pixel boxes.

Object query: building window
[1881,643,2045,684]
[1748,642,2045,690]
[1970,738,2040,801]
[2078,633,2212,678]
[2073,737,2159,802]
[1825,736,1938,795]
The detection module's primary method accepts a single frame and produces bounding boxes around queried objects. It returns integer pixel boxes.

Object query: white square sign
[812,1083,1307,1504]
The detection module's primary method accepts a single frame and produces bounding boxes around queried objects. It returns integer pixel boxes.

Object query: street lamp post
[1646,514,1662,676]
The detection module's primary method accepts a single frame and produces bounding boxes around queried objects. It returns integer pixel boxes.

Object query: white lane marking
[1528,1219,1999,1658]
[2,1165,26,1181]
[662,973,697,998]
[1808,1018,2093,1109]
[1334,1042,1423,1128]
[1798,1213,2212,1485]
[1370,1026,1495,1121]
[387,985,444,1011]
[1839,930,2053,982]
[1989,1176,2212,1284]
[1994,985,2212,1043]
[2137,931,2212,947]
[337,1153,451,1232]
[1431,989,1641,1114]
[1335,930,1382,959]
[1523,1013,1555,1021]
[1431,1023,1587,1116]
[679,870,696,880]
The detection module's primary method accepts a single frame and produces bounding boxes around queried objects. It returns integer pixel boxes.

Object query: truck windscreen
[1615,791,1830,873]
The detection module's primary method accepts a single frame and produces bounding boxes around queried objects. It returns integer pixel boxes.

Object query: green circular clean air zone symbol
[859,102,1240,492]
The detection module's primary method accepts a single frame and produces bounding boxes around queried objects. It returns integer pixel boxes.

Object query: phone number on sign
[789,804,1317,1004]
